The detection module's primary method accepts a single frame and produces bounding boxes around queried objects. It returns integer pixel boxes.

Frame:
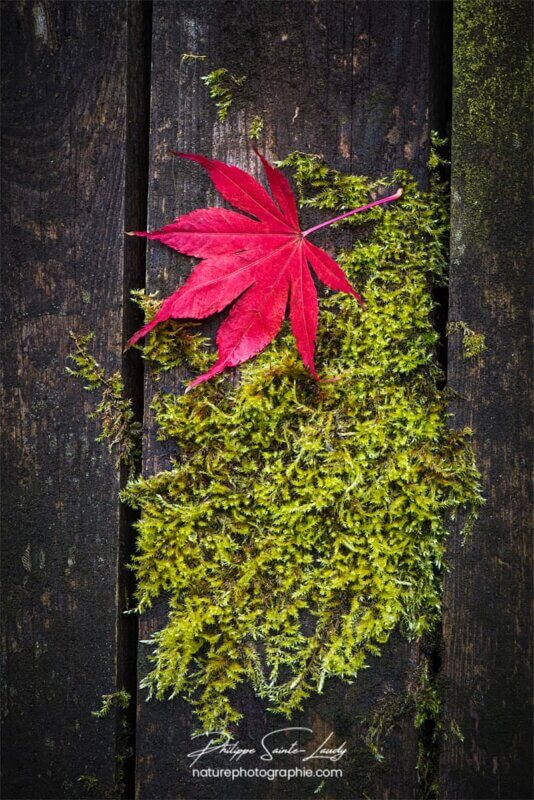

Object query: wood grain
[136,3,438,798]
[0,3,147,797]
[440,2,533,798]
[6,4,530,799]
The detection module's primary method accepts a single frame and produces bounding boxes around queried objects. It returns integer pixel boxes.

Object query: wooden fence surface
[1,2,531,799]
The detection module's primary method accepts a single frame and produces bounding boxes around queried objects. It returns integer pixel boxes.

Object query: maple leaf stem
[301,188,403,237]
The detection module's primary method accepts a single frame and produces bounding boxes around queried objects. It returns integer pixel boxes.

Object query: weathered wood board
[0,3,148,797]
[440,2,533,799]
[136,2,442,798]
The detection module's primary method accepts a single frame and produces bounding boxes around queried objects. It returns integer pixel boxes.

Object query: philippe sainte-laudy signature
[187,727,347,768]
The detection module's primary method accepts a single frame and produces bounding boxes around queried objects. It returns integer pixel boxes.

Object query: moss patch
[453,0,533,231]
[70,149,482,734]
[114,151,483,732]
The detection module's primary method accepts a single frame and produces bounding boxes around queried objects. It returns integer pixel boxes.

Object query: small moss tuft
[447,321,486,358]
[91,689,131,719]
[248,115,264,141]
[201,68,246,121]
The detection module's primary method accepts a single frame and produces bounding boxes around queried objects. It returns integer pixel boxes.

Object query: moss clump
[447,321,486,359]
[201,68,246,122]
[248,115,264,140]
[117,152,482,732]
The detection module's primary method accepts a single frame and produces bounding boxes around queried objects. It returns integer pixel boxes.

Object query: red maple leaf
[128,150,401,388]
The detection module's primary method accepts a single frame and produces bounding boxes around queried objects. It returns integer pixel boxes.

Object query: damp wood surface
[0,2,146,798]
[440,2,533,798]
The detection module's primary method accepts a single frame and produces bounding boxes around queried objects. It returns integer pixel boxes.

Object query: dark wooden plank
[136,2,441,799]
[440,2,533,798]
[0,2,147,797]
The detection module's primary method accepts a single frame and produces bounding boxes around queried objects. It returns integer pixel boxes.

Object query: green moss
[449,718,465,743]
[361,658,441,797]
[130,290,213,376]
[67,333,141,477]
[454,0,532,228]
[414,662,442,799]
[70,148,482,735]
[201,68,246,122]
[91,689,131,719]
[447,321,486,358]
[454,1,531,148]
[88,689,133,796]
[248,115,264,141]
[115,152,483,733]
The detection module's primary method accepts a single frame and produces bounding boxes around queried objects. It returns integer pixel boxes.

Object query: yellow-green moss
[447,321,486,359]
[91,689,131,719]
[116,150,483,732]
[453,0,533,227]
[67,333,141,477]
[201,68,246,122]
[248,115,264,141]
[454,0,531,150]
